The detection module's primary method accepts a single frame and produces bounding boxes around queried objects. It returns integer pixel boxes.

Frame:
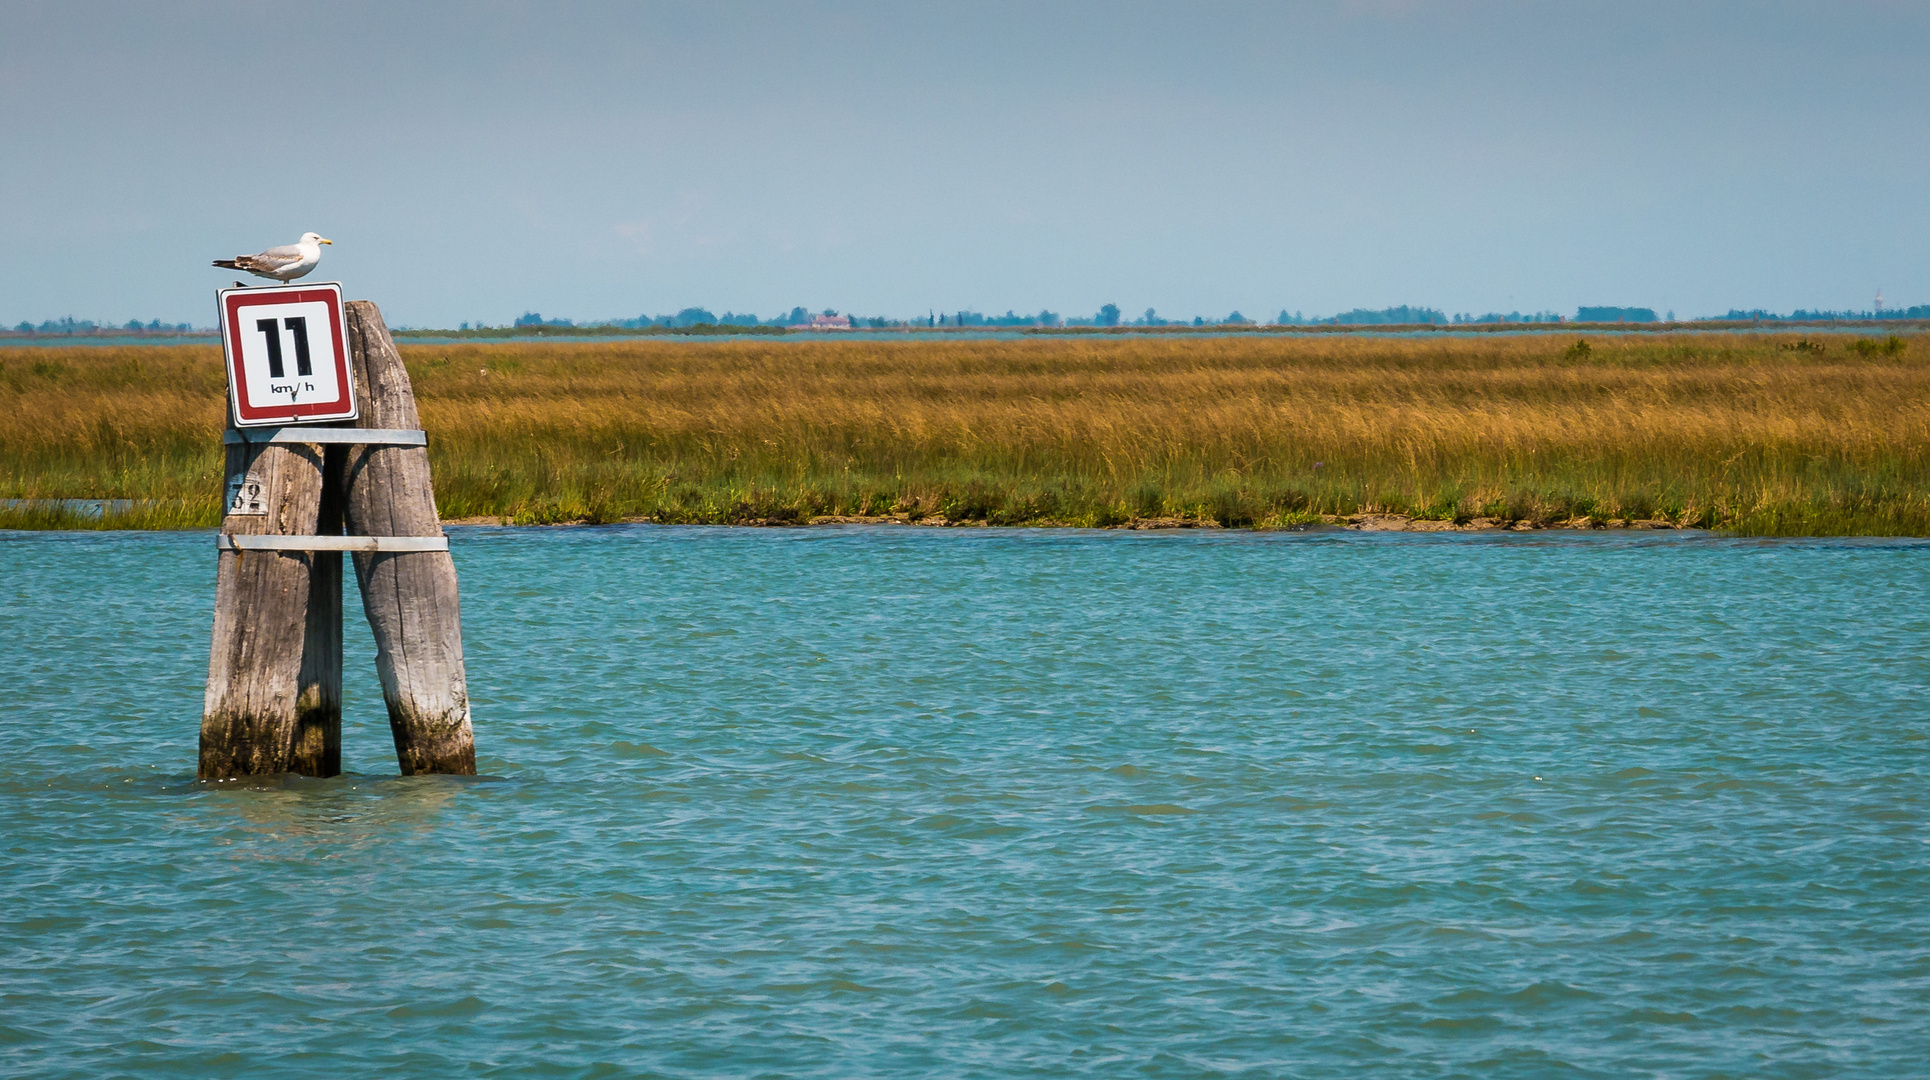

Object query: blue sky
[2,1,1925,326]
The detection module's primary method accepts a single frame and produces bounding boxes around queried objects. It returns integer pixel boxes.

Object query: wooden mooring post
[342,302,476,776]
[199,299,475,780]
[200,434,331,778]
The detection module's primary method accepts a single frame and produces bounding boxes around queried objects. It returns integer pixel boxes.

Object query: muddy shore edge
[439,512,1687,533]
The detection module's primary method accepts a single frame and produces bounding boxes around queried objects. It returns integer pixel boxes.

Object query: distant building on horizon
[807,314,852,330]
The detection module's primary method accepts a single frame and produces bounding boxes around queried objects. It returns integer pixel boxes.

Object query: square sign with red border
[217,282,357,427]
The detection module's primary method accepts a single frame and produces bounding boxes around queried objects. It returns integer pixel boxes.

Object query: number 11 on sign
[255,317,315,381]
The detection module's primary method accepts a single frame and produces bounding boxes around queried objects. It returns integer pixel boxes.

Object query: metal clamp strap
[217,535,449,553]
[224,428,427,446]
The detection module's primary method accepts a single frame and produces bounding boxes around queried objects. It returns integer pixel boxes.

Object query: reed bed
[1,332,1924,534]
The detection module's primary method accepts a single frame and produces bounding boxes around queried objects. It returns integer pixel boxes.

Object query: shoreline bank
[5,502,1688,534]
[438,511,1687,533]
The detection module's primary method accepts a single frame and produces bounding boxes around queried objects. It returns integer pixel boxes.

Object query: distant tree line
[1329,306,1448,326]
[498,306,1074,330]
[1575,306,1658,323]
[1451,311,1565,325]
[1706,306,1930,322]
[16,298,1925,338]
[5,317,196,335]
[449,298,1930,334]
[928,310,1063,327]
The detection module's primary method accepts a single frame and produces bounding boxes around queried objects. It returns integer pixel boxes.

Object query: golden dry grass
[2,331,1924,533]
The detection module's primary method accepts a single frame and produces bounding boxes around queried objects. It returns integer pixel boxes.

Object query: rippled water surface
[4,526,1928,1078]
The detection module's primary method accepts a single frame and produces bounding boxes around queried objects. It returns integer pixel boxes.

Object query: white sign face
[235,300,342,413]
[218,282,357,427]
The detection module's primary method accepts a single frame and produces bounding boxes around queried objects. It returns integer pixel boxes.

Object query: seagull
[212,232,333,283]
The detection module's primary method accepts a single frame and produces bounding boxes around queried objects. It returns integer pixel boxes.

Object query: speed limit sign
[217,282,358,427]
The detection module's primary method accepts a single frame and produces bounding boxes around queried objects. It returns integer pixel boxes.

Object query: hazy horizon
[3,1,1926,328]
[12,299,1923,335]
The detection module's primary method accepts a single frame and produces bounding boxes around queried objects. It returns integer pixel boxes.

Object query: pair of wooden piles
[199,301,476,780]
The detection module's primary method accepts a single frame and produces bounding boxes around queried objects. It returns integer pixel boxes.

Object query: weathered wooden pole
[199,435,329,779]
[288,446,346,777]
[341,301,477,775]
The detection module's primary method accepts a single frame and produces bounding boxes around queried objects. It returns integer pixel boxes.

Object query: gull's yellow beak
[319,237,334,245]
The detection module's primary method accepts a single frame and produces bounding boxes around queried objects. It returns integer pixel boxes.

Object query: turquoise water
[3,526,1927,1078]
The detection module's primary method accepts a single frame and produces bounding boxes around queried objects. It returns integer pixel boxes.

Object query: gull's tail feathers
[212,259,242,270]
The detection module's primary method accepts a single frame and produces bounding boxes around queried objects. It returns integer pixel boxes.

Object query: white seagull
[213,232,333,283]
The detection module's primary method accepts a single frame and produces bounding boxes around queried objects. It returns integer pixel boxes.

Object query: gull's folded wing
[240,245,304,270]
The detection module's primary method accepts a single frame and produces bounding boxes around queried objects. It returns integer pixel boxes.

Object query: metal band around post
[224,428,427,446]
[217,535,449,553]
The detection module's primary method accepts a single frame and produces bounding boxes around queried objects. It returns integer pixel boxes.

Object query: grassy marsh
[1,332,1924,534]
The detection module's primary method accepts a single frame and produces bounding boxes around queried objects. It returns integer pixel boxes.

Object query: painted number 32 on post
[218,282,358,427]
